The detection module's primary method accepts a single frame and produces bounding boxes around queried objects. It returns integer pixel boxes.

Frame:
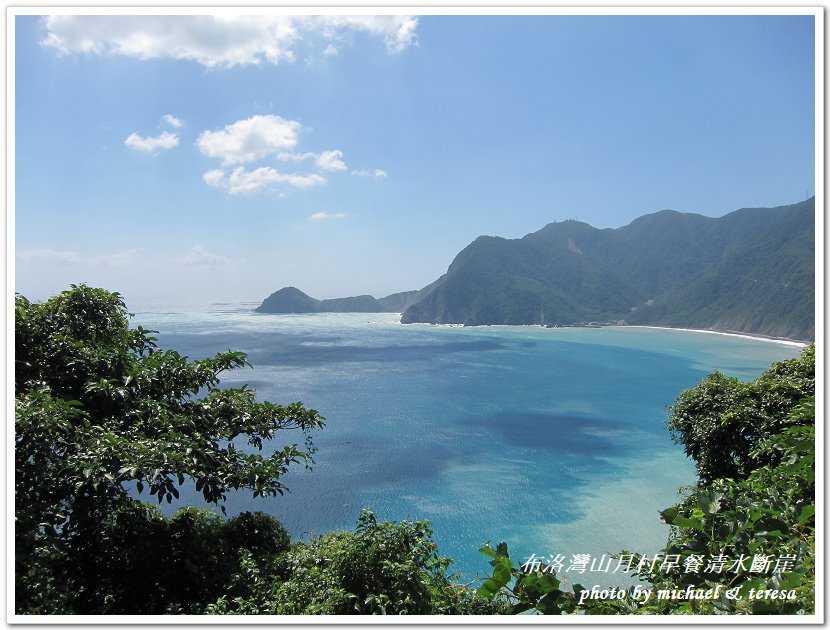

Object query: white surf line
[623,325,808,348]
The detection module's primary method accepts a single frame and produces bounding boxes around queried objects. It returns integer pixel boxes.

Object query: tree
[206,509,507,615]
[15,285,324,614]
[666,345,814,482]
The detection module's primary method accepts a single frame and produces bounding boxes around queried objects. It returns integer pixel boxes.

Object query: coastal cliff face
[399,198,814,341]
[256,198,814,341]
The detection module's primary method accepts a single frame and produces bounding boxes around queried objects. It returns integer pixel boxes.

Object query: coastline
[401,317,809,348]
[135,306,811,349]
[620,325,809,348]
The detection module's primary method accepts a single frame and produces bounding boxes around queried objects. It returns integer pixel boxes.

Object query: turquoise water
[132,308,803,581]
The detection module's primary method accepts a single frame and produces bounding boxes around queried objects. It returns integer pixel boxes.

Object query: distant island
[255,286,425,315]
[255,198,814,341]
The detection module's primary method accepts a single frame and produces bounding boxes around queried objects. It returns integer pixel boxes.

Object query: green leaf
[493,562,512,587]
[479,543,497,559]
[798,504,815,523]
[477,578,501,600]
[660,507,678,523]
[537,573,560,593]
[537,593,563,615]
[669,516,704,531]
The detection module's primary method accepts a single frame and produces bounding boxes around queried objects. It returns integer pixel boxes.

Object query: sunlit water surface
[131,307,802,580]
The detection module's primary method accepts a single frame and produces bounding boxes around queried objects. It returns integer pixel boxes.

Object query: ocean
[131,307,803,582]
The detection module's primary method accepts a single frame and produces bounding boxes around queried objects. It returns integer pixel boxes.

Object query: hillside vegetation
[402,198,814,340]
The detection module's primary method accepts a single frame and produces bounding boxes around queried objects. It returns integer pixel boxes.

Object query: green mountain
[400,198,814,340]
[626,200,814,339]
[254,287,423,314]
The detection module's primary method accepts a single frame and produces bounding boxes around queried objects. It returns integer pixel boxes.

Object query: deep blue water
[131,309,802,581]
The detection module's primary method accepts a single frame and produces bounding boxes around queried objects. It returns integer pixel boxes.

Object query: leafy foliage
[15,285,323,614]
[476,541,587,614]
[206,509,506,615]
[667,344,814,482]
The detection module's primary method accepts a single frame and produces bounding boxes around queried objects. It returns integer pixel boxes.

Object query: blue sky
[14,12,817,309]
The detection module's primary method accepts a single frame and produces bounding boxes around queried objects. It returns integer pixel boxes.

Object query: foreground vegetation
[15,286,815,615]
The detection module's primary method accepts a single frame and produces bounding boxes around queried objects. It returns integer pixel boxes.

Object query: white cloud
[162,114,183,128]
[124,131,179,154]
[42,15,298,68]
[202,169,226,187]
[322,43,339,57]
[351,168,388,179]
[40,15,418,69]
[177,245,230,266]
[277,149,347,172]
[197,115,301,165]
[304,16,419,54]
[204,166,325,195]
[315,149,347,172]
[310,212,347,221]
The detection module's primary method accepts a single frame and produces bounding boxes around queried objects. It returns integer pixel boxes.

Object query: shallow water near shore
[131,308,802,581]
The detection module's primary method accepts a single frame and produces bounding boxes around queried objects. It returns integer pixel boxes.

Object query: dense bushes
[206,509,505,615]
[48,505,290,614]
[667,344,814,482]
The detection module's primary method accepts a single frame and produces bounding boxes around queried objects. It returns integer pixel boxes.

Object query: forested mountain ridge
[400,198,814,340]
[255,198,814,341]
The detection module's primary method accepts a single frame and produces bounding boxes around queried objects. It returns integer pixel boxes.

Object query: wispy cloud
[176,245,232,266]
[17,248,140,266]
[315,149,348,172]
[16,249,81,264]
[300,16,419,55]
[310,212,347,221]
[203,166,325,195]
[277,149,348,172]
[40,15,419,69]
[277,151,315,163]
[162,114,183,128]
[351,168,388,179]
[124,131,179,154]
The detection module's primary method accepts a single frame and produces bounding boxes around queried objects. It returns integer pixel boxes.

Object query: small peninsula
[254,286,424,314]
